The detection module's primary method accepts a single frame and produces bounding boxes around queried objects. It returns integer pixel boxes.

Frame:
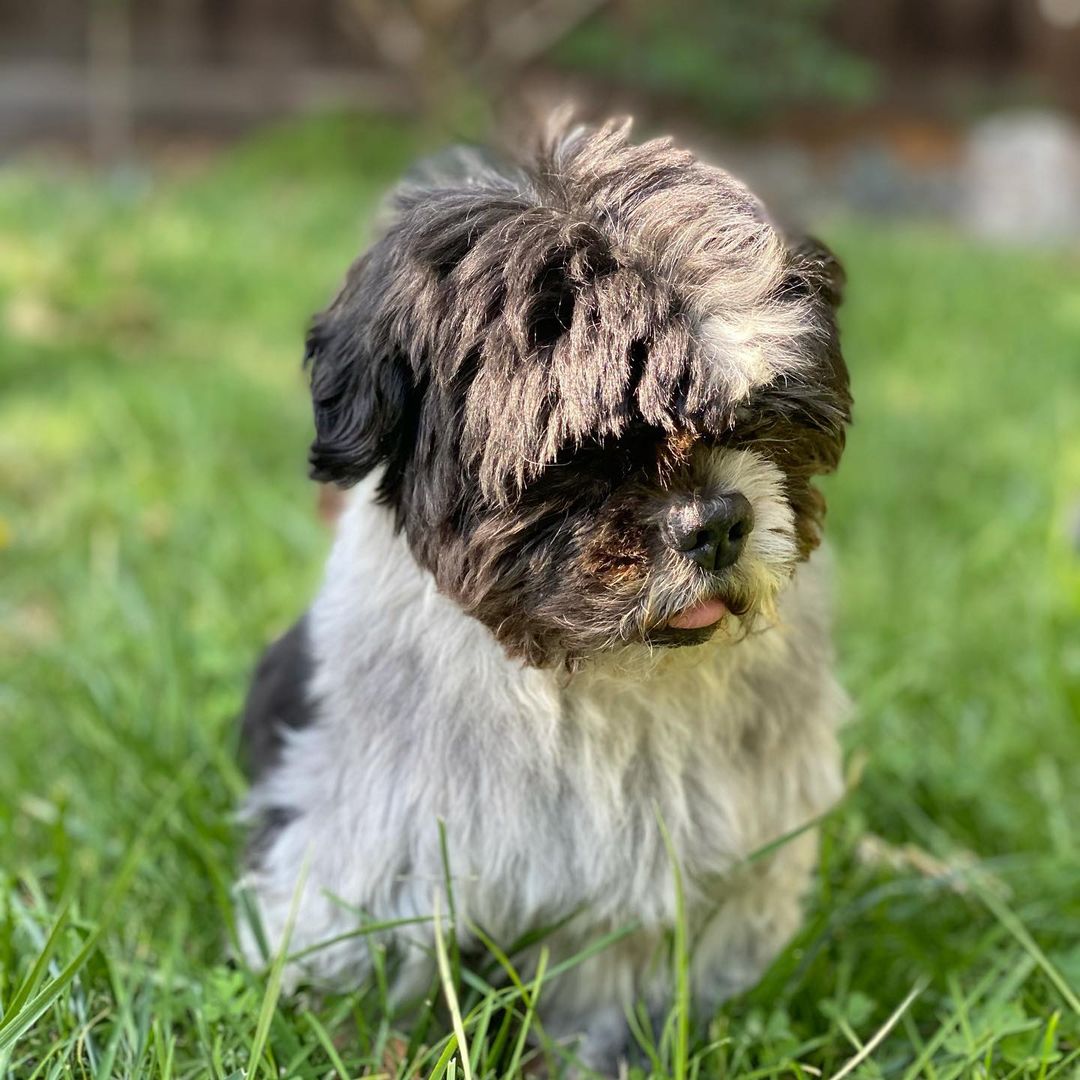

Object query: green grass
[1,114,1079,1078]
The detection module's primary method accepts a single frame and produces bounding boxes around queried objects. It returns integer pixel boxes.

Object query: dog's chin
[642,592,753,651]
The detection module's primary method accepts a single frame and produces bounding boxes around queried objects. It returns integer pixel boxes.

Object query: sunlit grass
[1,116,1078,1077]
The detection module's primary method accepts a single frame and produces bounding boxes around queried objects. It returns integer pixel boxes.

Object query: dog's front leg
[527,928,669,1076]
[690,833,818,1017]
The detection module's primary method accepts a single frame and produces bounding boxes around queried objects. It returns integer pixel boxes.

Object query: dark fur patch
[727,235,851,556]
[245,805,298,870]
[240,616,315,781]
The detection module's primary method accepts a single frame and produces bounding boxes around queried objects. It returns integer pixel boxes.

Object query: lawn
[1,115,1079,1079]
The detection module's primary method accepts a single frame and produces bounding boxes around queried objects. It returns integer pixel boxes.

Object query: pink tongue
[666,597,728,630]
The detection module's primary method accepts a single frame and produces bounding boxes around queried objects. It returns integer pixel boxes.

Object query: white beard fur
[238,468,848,1070]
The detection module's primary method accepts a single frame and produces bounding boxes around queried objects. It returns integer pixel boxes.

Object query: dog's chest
[446,662,835,935]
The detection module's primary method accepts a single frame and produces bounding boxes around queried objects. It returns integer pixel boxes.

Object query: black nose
[669,493,754,573]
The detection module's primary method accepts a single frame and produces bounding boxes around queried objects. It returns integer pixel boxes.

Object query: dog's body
[238,118,851,1069]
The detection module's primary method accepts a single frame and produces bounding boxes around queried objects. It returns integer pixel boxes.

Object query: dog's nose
[669,493,754,573]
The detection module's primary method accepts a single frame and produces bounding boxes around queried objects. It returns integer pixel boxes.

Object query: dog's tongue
[666,597,728,631]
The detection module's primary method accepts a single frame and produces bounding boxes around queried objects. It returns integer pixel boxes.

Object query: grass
[1,113,1079,1078]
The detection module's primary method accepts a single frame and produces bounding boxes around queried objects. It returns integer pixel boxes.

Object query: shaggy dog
[238,116,851,1072]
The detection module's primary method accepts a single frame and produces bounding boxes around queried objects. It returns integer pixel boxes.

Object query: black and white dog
[238,117,851,1070]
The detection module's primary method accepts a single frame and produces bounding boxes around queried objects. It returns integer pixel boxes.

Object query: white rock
[964,110,1080,245]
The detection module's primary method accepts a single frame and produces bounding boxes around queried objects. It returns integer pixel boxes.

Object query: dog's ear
[787,234,845,309]
[305,263,415,488]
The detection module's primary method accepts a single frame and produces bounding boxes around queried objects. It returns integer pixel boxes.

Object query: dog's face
[306,121,850,667]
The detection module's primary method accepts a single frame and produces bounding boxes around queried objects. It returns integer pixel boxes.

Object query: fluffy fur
[237,117,852,1072]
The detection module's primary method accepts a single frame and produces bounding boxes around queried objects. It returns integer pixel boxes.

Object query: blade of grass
[427,1039,456,1080]
[974,884,1080,1017]
[286,914,434,964]
[304,1009,352,1079]
[831,980,926,1080]
[0,762,203,1054]
[467,994,494,1077]
[901,954,1036,1080]
[437,820,461,992]
[625,1000,664,1077]
[1036,1011,1060,1080]
[247,854,310,1079]
[0,926,103,1055]
[506,946,549,1079]
[433,894,472,1080]
[656,805,689,1080]
[0,898,72,1022]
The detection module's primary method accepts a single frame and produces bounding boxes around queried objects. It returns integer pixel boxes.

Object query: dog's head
[306,119,850,668]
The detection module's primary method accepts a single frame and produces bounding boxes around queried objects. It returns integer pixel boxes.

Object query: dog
[237,116,851,1072]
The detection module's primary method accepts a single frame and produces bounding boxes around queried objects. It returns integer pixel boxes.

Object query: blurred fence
[1,0,1079,154]
[839,0,1080,103]
[0,0,400,153]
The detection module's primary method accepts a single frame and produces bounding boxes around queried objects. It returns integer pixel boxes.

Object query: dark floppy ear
[780,230,850,435]
[304,272,414,488]
[787,233,845,308]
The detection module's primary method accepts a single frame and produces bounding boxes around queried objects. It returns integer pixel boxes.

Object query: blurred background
[4,0,1080,236]
[1,3,1079,1078]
